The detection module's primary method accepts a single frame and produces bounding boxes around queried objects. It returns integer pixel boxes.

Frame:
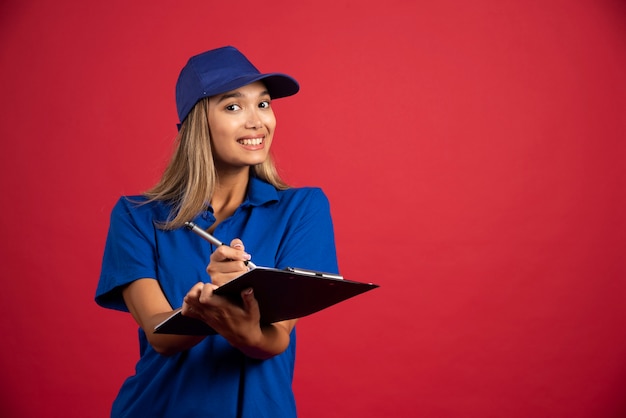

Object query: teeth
[238,137,264,146]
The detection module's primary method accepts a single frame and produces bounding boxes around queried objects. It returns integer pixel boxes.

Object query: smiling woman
[208,82,276,170]
[94,46,339,418]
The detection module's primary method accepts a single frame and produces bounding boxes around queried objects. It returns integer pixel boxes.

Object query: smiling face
[207,81,276,173]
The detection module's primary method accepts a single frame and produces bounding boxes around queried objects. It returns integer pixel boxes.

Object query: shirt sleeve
[275,188,339,274]
[95,197,159,312]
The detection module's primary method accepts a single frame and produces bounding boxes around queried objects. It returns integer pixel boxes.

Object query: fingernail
[244,288,253,295]
[242,253,251,260]
[233,243,243,249]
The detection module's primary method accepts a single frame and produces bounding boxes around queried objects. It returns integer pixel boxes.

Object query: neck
[209,167,250,229]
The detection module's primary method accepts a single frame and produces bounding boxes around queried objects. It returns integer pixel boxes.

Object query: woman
[96,46,338,417]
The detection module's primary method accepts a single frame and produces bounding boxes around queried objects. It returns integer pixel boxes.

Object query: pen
[184,221,257,269]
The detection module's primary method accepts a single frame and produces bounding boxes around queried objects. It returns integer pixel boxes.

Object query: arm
[122,278,205,356]
[118,236,292,359]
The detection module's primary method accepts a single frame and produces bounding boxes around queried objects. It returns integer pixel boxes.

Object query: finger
[210,244,236,262]
[241,288,259,314]
[182,282,205,315]
[230,239,254,267]
[183,282,204,303]
[198,282,219,304]
[181,302,197,317]
[206,260,250,279]
[230,238,245,252]
[210,244,251,264]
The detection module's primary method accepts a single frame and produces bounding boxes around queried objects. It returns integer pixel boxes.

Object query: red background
[1,1,625,417]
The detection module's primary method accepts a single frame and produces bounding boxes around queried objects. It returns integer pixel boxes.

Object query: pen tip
[184,222,194,230]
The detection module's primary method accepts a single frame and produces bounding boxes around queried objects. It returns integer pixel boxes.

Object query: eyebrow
[216,89,271,104]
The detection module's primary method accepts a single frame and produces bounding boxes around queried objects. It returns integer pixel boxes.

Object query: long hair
[143,98,289,230]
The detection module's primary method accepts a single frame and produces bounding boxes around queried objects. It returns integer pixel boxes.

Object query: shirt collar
[243,175,279,207]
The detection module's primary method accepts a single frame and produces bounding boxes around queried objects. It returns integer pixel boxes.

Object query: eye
[225,104,241,111]
[258,100,271,109]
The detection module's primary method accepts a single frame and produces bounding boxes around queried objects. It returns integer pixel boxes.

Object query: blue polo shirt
[96,176,338,418]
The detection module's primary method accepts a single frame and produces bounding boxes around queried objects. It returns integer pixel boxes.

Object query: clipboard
[154,266,379,335]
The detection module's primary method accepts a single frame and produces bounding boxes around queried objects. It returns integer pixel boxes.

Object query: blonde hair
[144,98,289,230]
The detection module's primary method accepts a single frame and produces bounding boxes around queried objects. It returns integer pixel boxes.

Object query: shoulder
[247,181,333,223]
[108,195,173,229]
[275,186,331,212]
[271,187,333,222]
[278,186,329,203]
[111,195,169,215]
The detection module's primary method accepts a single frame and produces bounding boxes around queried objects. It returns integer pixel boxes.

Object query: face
[207,81,276,172]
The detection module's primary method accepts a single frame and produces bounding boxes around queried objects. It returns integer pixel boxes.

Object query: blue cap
[175,46,300,124]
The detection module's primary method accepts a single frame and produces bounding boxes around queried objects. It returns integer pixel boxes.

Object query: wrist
[235,324,287,360]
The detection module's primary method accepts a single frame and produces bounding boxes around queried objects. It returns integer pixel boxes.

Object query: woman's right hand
[205,238,252,286]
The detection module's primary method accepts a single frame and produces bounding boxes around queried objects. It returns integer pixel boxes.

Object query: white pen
[184,221,257,269]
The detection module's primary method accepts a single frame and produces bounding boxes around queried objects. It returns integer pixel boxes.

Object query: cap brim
[257,73,300,99]
[215,73,299,99]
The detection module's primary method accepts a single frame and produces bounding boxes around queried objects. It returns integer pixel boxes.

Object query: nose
[245,108,262,129]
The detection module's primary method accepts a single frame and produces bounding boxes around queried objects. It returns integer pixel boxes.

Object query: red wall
[1,1,625,417]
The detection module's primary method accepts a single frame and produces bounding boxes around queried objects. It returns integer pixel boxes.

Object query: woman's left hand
[182,282,263,346]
